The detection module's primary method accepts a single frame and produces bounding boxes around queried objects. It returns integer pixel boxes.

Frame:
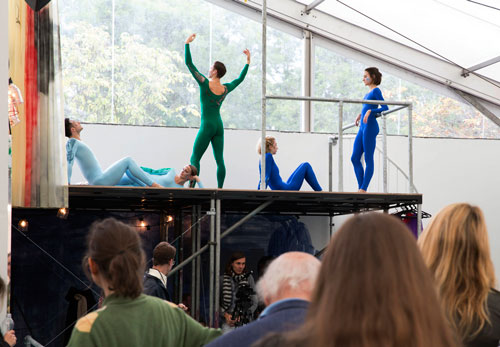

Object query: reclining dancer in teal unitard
[65,118,163,187]
[185,33,250,188]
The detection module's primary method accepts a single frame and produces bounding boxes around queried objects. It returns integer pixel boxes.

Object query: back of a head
[256,136,276,155]
[65,118,73,138]
[85,218,145,298]
[284,212,455,347]
[213,61,226,78]
[153,242,176,266]
[418,203,495,341]
[256,252,320,303]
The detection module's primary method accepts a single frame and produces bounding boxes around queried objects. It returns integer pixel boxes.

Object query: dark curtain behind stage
[10,209,314,346]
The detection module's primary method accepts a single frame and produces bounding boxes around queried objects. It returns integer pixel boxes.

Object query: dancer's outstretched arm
[185,34,207,85]
[225,49,250,93]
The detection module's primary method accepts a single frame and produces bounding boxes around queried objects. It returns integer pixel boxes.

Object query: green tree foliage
[60,0,498,138]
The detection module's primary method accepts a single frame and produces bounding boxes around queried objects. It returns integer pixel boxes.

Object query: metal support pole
[302,30,312,132]
[305,0,326,13]
[177,211,183,304]
[338,101,344,192]
[209,199,215,326]
[214,199,221,328]
[220,200,273,239]
[190,207,197,319]
[417,204,422,237]
[382,114,388,193]
[408,104,414,193]
[195,205,201,320]
[168,200,274,278]
[328,137,333,192]
[260,0,267,190]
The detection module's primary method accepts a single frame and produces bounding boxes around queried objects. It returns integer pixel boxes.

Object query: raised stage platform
[68,186,423,216]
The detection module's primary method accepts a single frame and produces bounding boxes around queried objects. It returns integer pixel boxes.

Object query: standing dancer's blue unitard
[66,138,156,186]
[258,153,322,191]
[351,87,388,191]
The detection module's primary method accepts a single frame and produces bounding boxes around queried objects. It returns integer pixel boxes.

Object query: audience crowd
[3,202,498,347]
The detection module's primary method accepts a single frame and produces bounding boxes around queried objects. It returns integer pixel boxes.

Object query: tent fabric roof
[224,0,499,121]
[298,0,500,84]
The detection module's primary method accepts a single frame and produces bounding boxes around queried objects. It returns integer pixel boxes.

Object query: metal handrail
[266,95,411,106]
[264,94,414,193]
[374,146,419,193]
[343,105,408,131]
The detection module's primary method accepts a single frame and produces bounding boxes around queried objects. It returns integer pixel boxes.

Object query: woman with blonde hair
[257,136,322,191]
[419,203,500,347]
[255,212,456,347]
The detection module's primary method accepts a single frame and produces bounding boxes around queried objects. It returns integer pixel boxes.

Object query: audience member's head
[152,241,176,275]
[257,252,320,306]
[84,218,145,298]
[269,212,455,347]
[225,251,247,276]
[419,203,495,342]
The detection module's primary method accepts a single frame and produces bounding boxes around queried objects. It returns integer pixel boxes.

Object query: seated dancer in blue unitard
[65,118,203,188]
[351,67,389,193]
[257,136,322,191]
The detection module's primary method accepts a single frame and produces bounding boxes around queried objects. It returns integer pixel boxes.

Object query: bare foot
[151,182,162,188]
[358,189,367,193]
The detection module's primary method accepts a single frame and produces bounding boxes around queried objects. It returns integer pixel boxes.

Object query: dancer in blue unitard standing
[351,67,389,193]
[257,136,322,191]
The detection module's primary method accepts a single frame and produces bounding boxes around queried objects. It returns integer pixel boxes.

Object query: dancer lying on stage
[65,118,203,188]
[185,33,250,188]
[351,67,389,193]
[257,136,322,191]
[65,119,161,187]
[118,165,204,188]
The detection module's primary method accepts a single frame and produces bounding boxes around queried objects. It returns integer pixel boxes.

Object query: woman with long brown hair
[67,218,220,347]
[419,203,500,346]
[256,212,456,347]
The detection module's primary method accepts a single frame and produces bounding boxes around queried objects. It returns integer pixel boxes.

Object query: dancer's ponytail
[83,218,145,298]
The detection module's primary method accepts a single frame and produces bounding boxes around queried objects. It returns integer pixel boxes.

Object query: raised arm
[184,34,207,85]
[225,49,250,93]
[370,87,389,115]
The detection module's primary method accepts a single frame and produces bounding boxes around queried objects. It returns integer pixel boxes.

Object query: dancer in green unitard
[185,33,250,188]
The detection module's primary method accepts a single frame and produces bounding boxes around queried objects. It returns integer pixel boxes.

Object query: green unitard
[185,43,248,188]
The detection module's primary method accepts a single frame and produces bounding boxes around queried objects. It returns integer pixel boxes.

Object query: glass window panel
[60,0,303,131]
[60,0,112,122]
[313,45,500,139]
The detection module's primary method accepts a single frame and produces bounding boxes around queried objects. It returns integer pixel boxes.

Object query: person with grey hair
[206,252,320,347]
